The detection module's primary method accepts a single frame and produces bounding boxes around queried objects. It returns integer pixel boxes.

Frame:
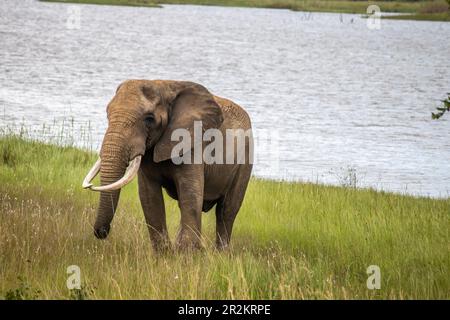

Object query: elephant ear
[153,83,223,163]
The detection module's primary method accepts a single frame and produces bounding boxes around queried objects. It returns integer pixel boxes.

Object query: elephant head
[82,80,223,239]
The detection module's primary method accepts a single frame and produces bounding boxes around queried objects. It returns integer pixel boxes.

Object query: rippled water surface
[1,0,450,197]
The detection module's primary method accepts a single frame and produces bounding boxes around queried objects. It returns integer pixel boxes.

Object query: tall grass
[0,134,448,299]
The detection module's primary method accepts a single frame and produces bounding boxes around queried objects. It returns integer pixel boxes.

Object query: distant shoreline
[40,0,161,8]
[39,0,450,22]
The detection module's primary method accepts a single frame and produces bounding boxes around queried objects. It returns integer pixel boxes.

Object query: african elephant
[82,80,253,251]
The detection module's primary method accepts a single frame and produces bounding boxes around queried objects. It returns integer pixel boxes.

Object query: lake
[1,0,449,197]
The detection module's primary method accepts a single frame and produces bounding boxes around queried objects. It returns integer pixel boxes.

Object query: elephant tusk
[87,155,142,192]
[82,157,101,189]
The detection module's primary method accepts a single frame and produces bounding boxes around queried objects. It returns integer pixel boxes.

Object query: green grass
[41,0,161,7]
[0,134,449,299]
[384,12,450,21]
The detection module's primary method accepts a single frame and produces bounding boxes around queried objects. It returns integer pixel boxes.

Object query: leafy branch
[431,93,450,120]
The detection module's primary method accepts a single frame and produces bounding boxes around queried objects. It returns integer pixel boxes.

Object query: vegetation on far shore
[432,93,450,119]
[384,0,450,21]
[0,134,448,299]
[41,0,161,7]
[383,12,450,21]
[40,0,450,21]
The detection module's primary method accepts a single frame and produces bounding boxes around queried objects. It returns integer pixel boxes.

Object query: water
[1,0,449,197]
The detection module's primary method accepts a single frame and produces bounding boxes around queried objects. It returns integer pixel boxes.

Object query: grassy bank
[157,0,424,13]
[40,0,450,21]
[41,0,161,7]
[384,12,450,21]
[38,0,427,13]
[0,135,449,299]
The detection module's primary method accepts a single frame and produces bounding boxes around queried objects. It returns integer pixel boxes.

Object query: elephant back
[213,96,252,130]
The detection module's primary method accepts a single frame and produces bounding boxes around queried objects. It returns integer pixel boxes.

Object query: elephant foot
[152,240,172,255]
[215,234,231,251]
[215,242,230,251]
[175,229,203,251]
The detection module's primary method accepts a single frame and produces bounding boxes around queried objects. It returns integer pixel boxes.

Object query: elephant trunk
[93,134,130,239]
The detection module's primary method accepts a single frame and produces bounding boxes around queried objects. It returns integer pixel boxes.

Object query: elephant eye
[144,114,154,125]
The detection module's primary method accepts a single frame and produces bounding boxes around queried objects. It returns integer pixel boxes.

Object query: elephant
[82,80,253,251]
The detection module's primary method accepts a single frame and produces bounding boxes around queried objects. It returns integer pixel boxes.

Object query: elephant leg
[174,165,204,250]
[138,170,170,252]
[215,165,252,250]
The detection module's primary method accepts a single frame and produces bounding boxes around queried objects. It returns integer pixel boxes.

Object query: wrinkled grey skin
[93,80,252,251]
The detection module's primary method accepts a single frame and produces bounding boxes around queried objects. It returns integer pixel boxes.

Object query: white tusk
[88,155,142,192]
[82,158,101,189]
